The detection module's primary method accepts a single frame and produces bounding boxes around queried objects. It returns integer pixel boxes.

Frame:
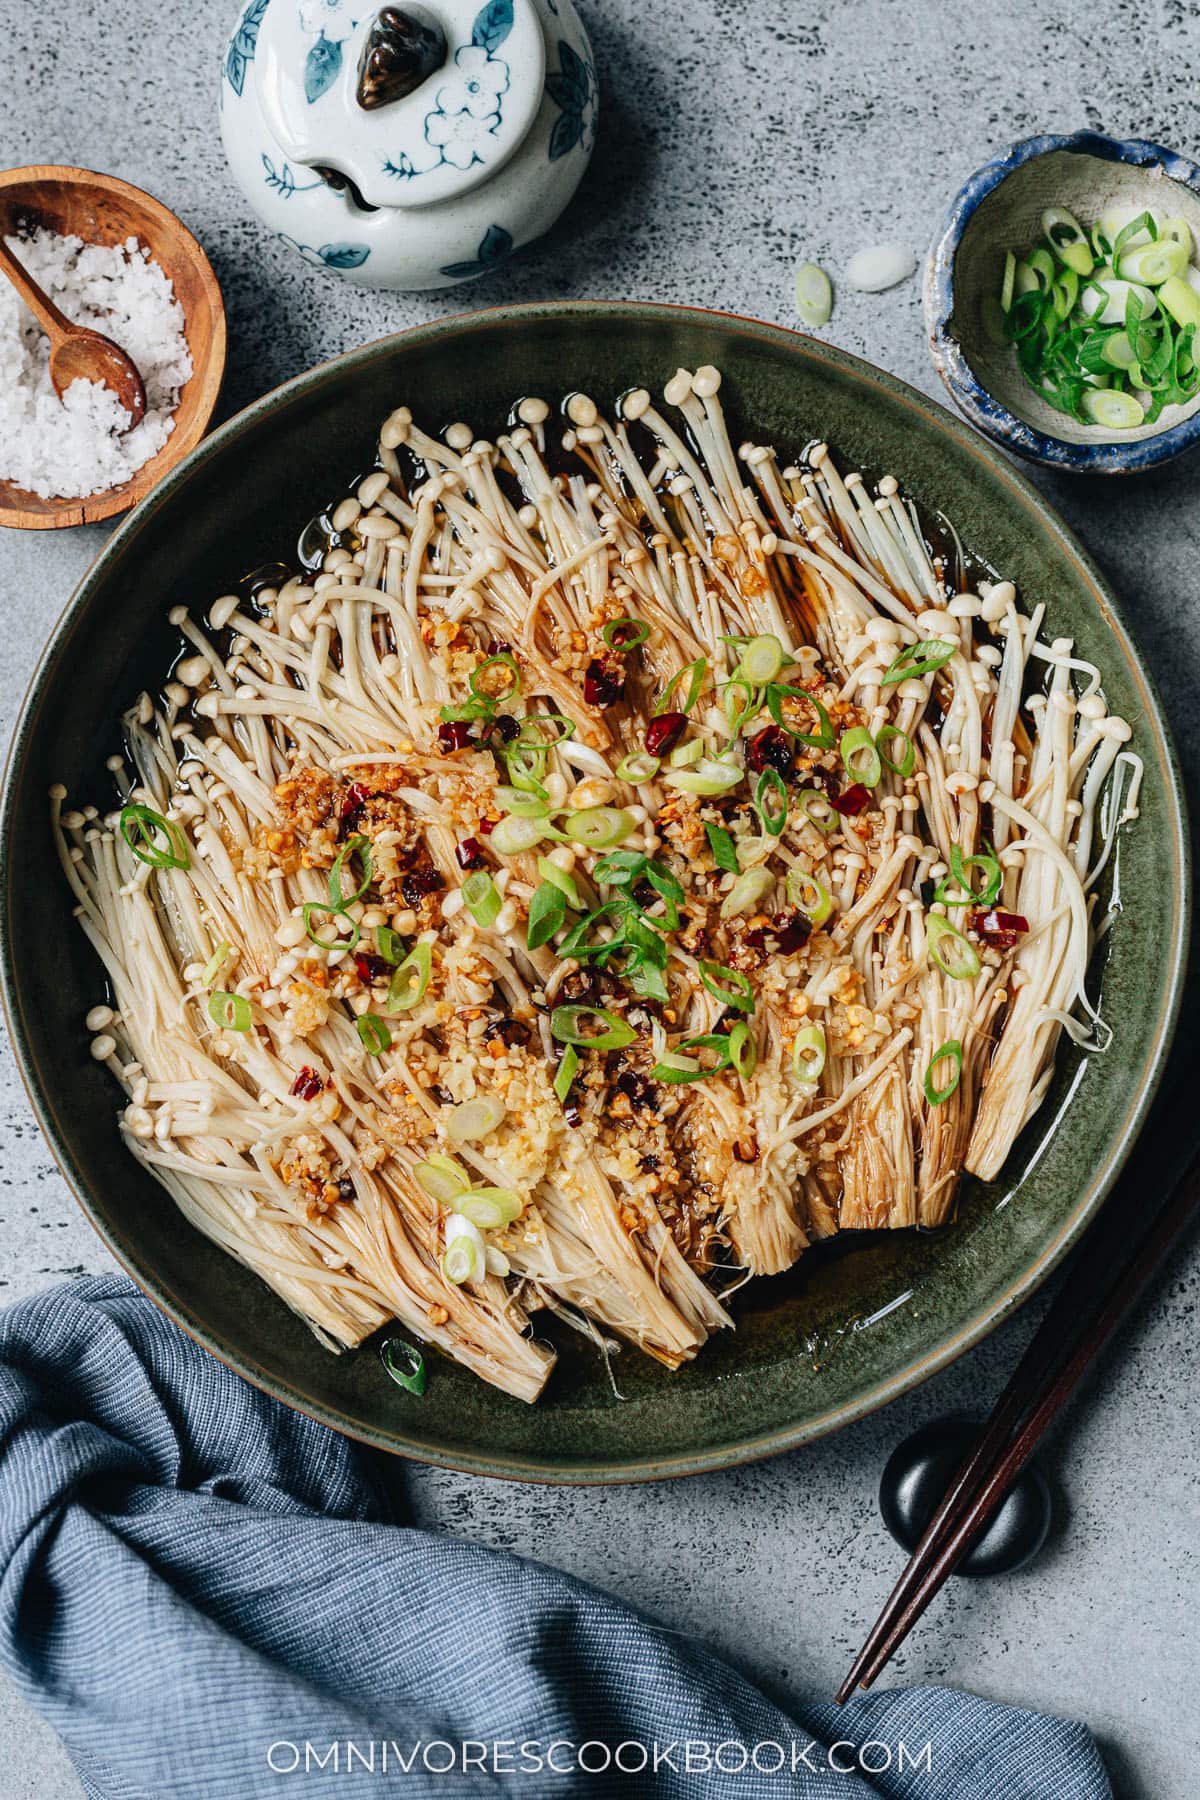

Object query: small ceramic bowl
[925,132,1200,473]
[0,165,227,530]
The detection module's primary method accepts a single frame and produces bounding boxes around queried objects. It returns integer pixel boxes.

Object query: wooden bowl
[0,165,226,529]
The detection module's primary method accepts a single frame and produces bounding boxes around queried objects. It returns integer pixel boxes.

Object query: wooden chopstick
[837,1092,1200,1703]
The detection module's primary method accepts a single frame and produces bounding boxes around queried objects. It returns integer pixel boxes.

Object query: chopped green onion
[441,1231,482,1286]
[880,639,956,685]
[445,1095,506,1143]
[504,744,549,797]
[840,725,882,787]
[494,785,552,818]
[705,821,740,872]
[791,1022,826,1082]
[527,880,567,950]
[208,990,251,1032]
[356,1014,391,1055]
[699,959,755,1014]
[537,855,583,907]
[1042,205,1094,277]
[654,657,707,716]
[796,788,838,833]
[439,698,492,723]
[787,867,833,927]
[327,834,372,908]
[302,902,361,951]
[455,1188,523,1229]
[1117,239,1187,287]
[754,767,789,837]
[553,1043,580,1104]
[721,679,758,735]
[876,724,915,777]
[1079,278,1157,327]
[1000,250,1016,313]
[616,751,660,783]
[650,1031,734,1084]
[924,1038,964,1105]
[926,914,981,980]
[935,842,1002,908]
[120,802,190,870]
[1082,388,1146,429]
[550,1004,637,1050]
[735,634,785,686]
[469,651,520,704]
[1158,274,1200,330]
[720,865,774,920]
[669,737,704,768]
[766,683,835,748]
[728,1020,757,1078]
[202,942,232,986]
[1027,245,1056,289]
[387,942,432,1011]
[602,617,649,652]
[462,870,501,927]
[491,814,552,856]
[563,806,637,849]
[415,1153,470,1205]
[795,260,833,329]
[373,925,403,964]
[663,757,743,796]
[380,1338,427,1395]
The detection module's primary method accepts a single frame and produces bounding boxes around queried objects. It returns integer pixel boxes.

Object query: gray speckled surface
[2,0,1199,1794]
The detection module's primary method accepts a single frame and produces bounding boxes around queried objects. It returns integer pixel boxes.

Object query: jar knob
[356,7,447,111]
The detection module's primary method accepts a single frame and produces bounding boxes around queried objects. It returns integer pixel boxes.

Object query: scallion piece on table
[462,870,501,927]
[380,1338,427,1396]
[207,991,251,1032]
[924,1038,964,1105]
[794,261,833,329]
[120,802,190,871]
[386,942,432,1011]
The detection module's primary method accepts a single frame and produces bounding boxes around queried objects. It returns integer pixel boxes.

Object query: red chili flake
[644,711,686,757]
[974,908,1029,949]
[563,1105,584,1129]
[583,658,623,708]
[401,866,445,908]
[477,816,496,836]
[338,780,370,838]
[290,1067,324,1101]
[748,726,795,777]
[833,782,870,817]
[487,638,512,656]
[772,911,813,953]
[455,837,486,870]
[438,721,475,753]
[354,951,389,983]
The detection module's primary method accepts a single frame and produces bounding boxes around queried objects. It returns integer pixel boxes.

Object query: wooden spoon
[0,233,147,428]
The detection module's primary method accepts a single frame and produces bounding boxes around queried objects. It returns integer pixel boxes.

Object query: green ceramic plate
[1,303,1188,1482]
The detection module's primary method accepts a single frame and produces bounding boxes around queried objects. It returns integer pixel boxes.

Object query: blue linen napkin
[0,1275,1112,1799]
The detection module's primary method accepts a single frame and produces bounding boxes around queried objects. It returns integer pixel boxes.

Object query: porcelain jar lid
[256,0,546,210]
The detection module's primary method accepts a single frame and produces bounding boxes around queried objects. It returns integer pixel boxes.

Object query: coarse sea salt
[0,229,193,501]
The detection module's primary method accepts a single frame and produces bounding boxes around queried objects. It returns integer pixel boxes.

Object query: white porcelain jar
[219,0,597,291]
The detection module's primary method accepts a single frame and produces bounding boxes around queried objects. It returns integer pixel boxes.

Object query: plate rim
[2,298,1190,1483]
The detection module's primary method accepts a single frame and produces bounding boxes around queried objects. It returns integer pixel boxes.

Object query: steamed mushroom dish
[52,365,1142,1402]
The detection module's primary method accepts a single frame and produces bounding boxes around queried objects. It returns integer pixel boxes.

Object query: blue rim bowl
[924,131,1200,474]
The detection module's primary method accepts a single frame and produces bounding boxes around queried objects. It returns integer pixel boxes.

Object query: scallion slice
[616,751,660,783]
[650,1031,734,1084]
[654,657,708,716]
[356,1014,391,1055]
[515,714,576,748]
[380,1338,427,1395]
[880,639,956,685]
[469,650,520,704]
[602,618,649,652]
[120,802,190,871]
[415,1153,470,1205]
[705,821,740,872]
[840,725,882,787]
[553,1043,580,1104]
[202,942,232,986]
[504,743,549,797]
[926,914,981,980]
[787,867,833,927]
[663,757,743,797]
[208,990,251,1032]
[455,1187,523,1229]
[934,842,1002,908]
[729,1020,757,1078]
[791,1022,827,1081]
[669,737,704,768]
[386,942,432,1011]
[766,683,835,748]
[795,260,833,329]
[754,767,789,837]
[796,788,838,833]
[720,865,774,920]
[302,902,361,951]
[441,1228,483,1287]
[446,1095,506,1143]
[721,679,758,735]
[527,880,567,949]
[1042,205,1094,277]
[699,959,755,1014]
[563,806,637,849]
[327,833,372,908]
[494,785,552,818]
[462,870,501,927]
[924,1039,964,1105]
[491,814,553,856]
[876,724,915,777]
[550,1004,637,1050]
[735,634,785,686]
[1082,388,1145,429]
[537,855,583,908]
